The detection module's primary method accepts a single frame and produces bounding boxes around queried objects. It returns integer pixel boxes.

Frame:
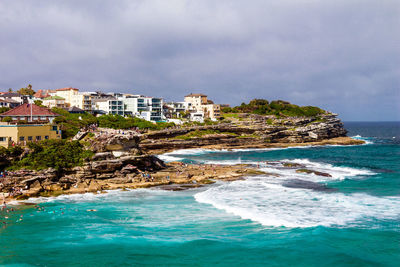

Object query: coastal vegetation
[222,99,326,117]
[17,84,35,96]
[173,129,237,140]
[51,108,175,139]
[0,107,10,113]
[5,140,93,172]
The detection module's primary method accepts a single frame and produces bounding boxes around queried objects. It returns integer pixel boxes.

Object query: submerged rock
[295,168,332,177]
[282,179,337,192]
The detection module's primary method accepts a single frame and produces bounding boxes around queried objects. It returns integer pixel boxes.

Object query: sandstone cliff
[139,113,352,153]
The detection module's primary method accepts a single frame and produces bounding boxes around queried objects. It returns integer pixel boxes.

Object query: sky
[0,0,399,121]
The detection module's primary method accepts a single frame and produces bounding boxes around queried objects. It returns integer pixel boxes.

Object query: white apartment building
[94,99,124,115]
[117,95,164,121]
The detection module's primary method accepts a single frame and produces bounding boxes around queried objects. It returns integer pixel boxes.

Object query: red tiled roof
[34,89,57,98]
[0,103,59,116]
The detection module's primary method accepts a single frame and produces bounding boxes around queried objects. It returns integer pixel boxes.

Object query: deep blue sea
[1,122,399,266]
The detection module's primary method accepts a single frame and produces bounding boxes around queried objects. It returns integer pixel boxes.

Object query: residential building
[184,94,208,110]
[42,96,66,109]
[190,110,205,123]
[0,93,24,104]
[48,87,78,104]
[202,104,221,120]
[94,98,124,115]
[0,123,61,148]
[0,103,59,124]
[117,95,164,121]
[183,93,221,120]
[49,88,94,112]
[71,93,95,112]
[34,89,54,99]
[0,98,20,109]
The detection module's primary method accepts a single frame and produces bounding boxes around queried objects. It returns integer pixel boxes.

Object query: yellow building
[184,94,221,120]
[184,94,208,110]
[0,123,62,148]
[202,104,221,119]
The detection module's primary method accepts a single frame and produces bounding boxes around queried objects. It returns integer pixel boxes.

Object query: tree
[0,107,10,113]
[16,140,93,173]
[8,88,12,92]
[2,117,12,122]
[34,100,44,107]
[18,84,35,96]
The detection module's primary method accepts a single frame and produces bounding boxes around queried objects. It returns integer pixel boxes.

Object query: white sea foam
[351,135,374,144]
[157,154,184,162]
[26,188,168,204]
[157,148,219,162]
[195,157,382,228]
[282,159,375,180]
[195,178,400,228]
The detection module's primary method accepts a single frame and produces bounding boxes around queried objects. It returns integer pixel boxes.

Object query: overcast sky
[0,0,399,120]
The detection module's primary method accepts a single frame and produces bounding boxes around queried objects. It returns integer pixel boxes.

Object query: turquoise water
[1,122,399,266]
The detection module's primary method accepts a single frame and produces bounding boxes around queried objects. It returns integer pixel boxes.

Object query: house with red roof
[0,103,59,124]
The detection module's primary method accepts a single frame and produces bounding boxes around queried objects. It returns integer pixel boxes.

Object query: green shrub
[229,99,326,117]
[2,116,12,122]
[0,107,10,113]
[13,140,93,172]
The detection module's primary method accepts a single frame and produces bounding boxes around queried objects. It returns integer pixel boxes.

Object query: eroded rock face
[0,154,166,198]
[88,129,141,154]
[140,113,348,153]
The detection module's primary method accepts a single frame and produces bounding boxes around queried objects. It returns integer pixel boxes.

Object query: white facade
[117,95,164,121]
[95,99,124,115]
[165,101,193,118]
[190,111,204,123]
[42,96,65,109]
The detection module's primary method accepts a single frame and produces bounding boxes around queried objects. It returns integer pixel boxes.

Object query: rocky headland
[140,113,363,153]
[0,112,364,203]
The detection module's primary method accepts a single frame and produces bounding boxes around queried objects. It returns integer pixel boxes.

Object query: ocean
[1,122,399,266]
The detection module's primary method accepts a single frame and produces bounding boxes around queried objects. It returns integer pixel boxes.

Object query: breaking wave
[195,179,400,228]
[194,157,386,228]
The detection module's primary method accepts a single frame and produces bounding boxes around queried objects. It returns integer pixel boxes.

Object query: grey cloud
[0,0,399,120]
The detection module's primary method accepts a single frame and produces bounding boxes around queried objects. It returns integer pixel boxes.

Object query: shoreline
[149,136,366,155]
[2,162,266,205]
[1,137,365,205]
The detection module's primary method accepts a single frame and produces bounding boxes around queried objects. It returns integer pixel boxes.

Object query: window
[52,126,58,131]
[19,136,24,141]
[36,136,41,141]
[0,137,6,142]
[40,116,46,120]
[28,136,33,141]
[33,116,38,120]
[45,136,49,140]
[12,117,17,120]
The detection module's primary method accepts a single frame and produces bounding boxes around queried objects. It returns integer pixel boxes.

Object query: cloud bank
[0,0,399,120]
